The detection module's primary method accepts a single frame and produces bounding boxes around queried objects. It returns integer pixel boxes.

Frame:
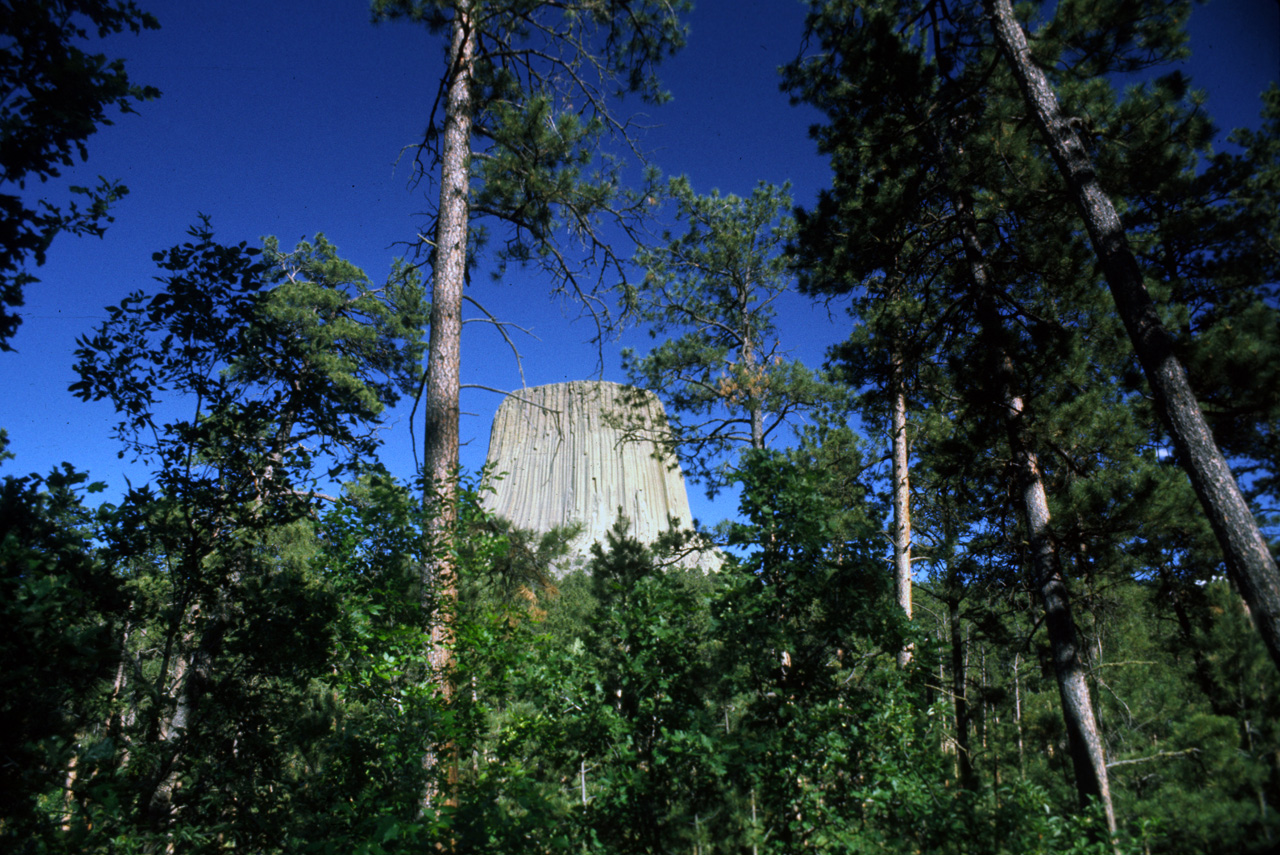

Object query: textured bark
[891,348,913,666]
[421,5,474,813]
[483,381,703,569]
[739,278,766,451]
[987,0,1280,675]
[955,189,1116,831]
[1005,386,1115,830]
[424,6,473,523]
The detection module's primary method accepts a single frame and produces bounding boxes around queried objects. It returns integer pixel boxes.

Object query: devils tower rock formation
[483,380,704,569]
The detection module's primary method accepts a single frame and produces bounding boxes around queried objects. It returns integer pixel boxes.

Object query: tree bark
[1004,382,1115,831]
[420,3,474,814]
[424,6,472,527]
[1014,652,1025,776]
[987,0,1280,675]
[955,189,1116,832]
[948,587,975,790]
[891,344,914,666]
[738,281,766,451]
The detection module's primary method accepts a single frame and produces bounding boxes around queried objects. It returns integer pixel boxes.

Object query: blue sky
[2,0,1277,528]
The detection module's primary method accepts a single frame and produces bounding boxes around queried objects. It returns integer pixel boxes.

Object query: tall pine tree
[371,0,689,808]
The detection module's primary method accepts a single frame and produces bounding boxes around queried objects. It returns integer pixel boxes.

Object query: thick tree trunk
[420,4,474,813]
[749,402,764,450]
[987,0,1280,675]
[891,346,913,666]
[424,7,473,529]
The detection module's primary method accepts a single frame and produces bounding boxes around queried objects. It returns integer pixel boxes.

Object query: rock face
[482,380,700,569]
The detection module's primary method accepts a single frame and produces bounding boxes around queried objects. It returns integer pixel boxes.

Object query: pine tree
[781,0,1154,828]
[622,177,841,495]
[985,0,1280,676]
[371,0,689,810]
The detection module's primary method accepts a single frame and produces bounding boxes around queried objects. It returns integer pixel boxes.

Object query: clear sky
[2,0,1277,528]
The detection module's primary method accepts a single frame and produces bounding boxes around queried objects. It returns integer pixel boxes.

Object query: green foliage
[7,415,1232,854]
[5,3,1278,853]
[465,454,1131,855]
[71,219,426,502]
[781,2,1280,849]
[276,478,437,852]
[0,0,159,348]
[372,0,692,329]
[0,458,120,853]
[0,220,430,852]
[371,0,686,106]
[1168,87,1280,508]
[622,177,845,494]
[1088,578,1280,854]
[533,521,725,854]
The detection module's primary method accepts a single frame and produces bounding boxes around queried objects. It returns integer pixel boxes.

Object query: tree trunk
[891,344,913,666]
[1014,652,1025,777]
[949,587,975,790]
[424,6,473,528]
[955,189,1117,832]
[1006,386,1115,831]
[987,0,1280,675]
[738,291,765,451]
[420,3,474,814]
[147,617,220,836]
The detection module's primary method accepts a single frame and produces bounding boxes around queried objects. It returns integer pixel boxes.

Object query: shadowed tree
[985,0,1280,674]
[0,0,159,349]
[70,222,425,841]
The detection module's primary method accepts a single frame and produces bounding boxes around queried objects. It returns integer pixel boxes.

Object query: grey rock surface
[482,380,707,569]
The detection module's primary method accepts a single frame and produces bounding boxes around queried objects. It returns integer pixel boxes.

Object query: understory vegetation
[3,445,1277,854]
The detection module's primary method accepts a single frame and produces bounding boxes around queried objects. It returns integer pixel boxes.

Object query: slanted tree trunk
[1003,379,1115,831]
[955,190,1117,833]
[420,3,474,813]
[987,0,1280,675]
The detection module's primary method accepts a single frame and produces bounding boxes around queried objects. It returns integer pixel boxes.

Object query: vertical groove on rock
[483,381,699,567]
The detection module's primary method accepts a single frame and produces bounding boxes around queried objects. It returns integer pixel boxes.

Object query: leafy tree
[557,522,723,854]
[0,442,122,853]
[72,221,425,505]
[0,0,159,349]
[60,223,426,849]
[714,450,895,850]
[786,0,1280,836]
[621,177,842,495]
[285,476,439,852]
